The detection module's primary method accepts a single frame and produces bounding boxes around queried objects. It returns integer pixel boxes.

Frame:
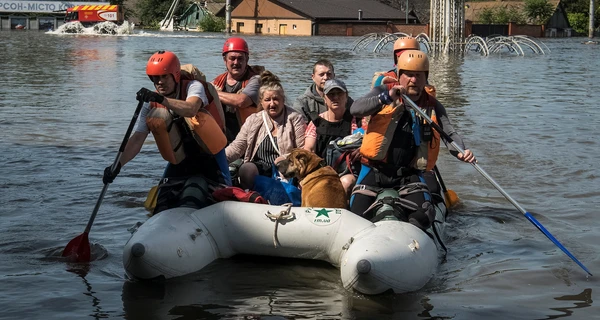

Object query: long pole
[226,0,232,34]
[405,0,408,23]
[401,94,592,277]
[589,0,595,39]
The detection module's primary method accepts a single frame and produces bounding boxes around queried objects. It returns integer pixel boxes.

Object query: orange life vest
[212,65,264,126]
[360,88,440,171]
[145,78,227,164]
[414,93,441,171]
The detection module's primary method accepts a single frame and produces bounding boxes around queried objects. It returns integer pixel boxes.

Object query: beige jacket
[225,106,306,162]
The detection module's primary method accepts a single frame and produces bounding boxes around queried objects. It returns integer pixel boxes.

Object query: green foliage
[562,0,592,13]
[479,7,495,24]
[135,0,192,27]
[568,12,589,34]
[477,6,526,24]
[523,0,555,24]
[199,14,225,32]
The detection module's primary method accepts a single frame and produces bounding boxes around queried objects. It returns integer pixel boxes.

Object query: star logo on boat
[315,208,332,218]
[306,207,342,225]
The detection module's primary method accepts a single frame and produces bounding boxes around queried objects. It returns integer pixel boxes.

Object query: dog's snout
[276,159,289,172]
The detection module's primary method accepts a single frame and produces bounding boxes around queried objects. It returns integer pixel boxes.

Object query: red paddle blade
[62,232,91,262]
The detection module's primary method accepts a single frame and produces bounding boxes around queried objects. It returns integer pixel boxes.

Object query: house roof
[217,0,416,21]
[275,0,411,20]
[465,0,561,23]
[205,2,225,15]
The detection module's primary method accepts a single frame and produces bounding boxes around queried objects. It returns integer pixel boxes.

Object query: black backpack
[324,132,363,176]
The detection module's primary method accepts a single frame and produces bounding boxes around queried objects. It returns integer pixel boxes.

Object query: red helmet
[146,51,181,83]
[222,37,249,56]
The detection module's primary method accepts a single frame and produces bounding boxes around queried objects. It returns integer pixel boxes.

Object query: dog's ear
[303,152,324,175]
[291,150,308,178]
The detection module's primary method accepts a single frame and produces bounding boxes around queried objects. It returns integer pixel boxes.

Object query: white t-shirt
[134,80,208,134]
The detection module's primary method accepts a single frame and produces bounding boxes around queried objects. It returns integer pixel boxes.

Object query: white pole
[589,0,595,39]
[226,0,232,34]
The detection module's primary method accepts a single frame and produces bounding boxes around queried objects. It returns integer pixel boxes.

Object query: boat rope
[265,203,295,248]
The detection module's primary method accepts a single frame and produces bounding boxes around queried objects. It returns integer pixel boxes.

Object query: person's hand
[103,163,122,184]
[389,85,406,101]
[136,88,164,104]
[457,149,476,163]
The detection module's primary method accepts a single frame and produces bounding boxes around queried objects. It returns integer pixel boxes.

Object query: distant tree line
[468,0,599,35]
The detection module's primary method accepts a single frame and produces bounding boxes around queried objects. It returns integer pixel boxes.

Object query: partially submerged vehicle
[63,4,125,34]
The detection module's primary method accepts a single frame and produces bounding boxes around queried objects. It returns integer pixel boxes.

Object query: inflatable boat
[123,199,447,295]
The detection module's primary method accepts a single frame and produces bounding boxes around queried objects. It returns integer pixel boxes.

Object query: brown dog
[276,149,347,208]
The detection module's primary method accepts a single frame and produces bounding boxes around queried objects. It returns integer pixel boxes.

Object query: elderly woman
[226,71,306,189]
[303,79,365,199]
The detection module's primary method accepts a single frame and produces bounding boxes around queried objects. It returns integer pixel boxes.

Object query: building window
[255,23,263,34]
[236,22,244,33]
[39,18,55,31]
[293,24,297,30]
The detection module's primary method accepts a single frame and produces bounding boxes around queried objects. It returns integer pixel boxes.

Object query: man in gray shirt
[293,59,353,123]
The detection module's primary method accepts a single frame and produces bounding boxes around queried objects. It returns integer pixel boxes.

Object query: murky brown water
[1,29,598,319]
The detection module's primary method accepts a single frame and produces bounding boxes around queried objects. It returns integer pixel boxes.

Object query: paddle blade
[444,189,460,208]
[144,185,159,212]
[524,212,592,276]
[62,232,91,263]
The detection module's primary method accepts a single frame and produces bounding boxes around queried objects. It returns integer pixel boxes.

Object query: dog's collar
[318,160,327,169]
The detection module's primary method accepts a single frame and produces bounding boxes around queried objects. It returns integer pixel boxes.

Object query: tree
[523,0,555,24]
[477,6,526,24]
[199,14,225,32]
[136,0,190,28]
[567,12,589,34]
[479,7,495,24]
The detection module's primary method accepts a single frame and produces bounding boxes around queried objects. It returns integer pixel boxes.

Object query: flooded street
[0,30,598,319]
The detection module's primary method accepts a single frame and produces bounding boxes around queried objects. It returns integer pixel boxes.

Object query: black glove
[136,88,164,104]
[103,162,122,184]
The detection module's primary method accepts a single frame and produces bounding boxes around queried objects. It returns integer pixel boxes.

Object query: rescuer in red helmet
[212,37,264,143]
[102,51,231,213]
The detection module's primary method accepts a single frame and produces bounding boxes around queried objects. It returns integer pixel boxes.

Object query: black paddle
[402,94,592,276]
[433,165,459,208]
[62,98,144,262]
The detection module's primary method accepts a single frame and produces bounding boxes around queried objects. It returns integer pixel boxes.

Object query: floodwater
[0,29,599,319]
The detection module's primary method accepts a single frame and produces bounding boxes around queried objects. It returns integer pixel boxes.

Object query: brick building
[216,0,427,36]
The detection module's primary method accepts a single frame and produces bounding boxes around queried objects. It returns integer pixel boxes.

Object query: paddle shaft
[83,99,144,234]
[402,94,592,276]
[433,165,449,194]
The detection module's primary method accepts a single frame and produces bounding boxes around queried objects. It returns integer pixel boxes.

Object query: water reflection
[544,288,593,320]
[120,255,456,319]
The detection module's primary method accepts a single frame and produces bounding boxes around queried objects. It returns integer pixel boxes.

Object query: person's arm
[292,95,310,123]
[303,121,317,152]
[162,81,207,117]
[120,103,151,166]
[102,104,150,183]
[292,114,307,149]
[350,85,405,117]
[225,116,251,162]
[435,102,475,163]
[120,131,148,166]
[218,75,260,109]
[217,91,253,109]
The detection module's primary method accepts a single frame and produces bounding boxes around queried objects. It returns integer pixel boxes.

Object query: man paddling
[350,50,475,229]
[102,51,230,213]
